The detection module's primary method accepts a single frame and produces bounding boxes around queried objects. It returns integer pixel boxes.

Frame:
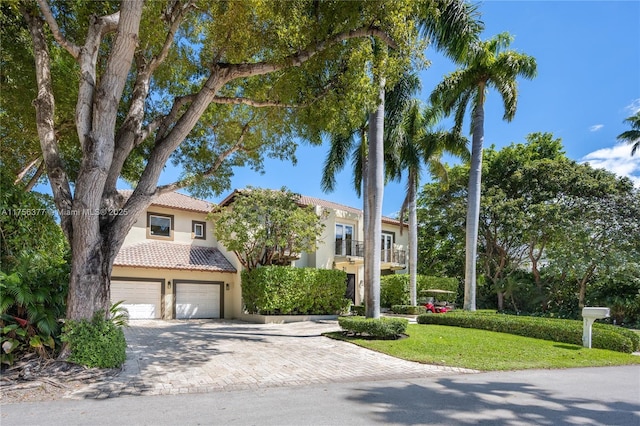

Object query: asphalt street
[2,365,639,426]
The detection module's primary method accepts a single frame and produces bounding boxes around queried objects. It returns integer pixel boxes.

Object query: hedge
[416,312,639,353]
[338,316,408,339]
[242,266,350,315]
[381,275,458,307]
[391,305,426,315]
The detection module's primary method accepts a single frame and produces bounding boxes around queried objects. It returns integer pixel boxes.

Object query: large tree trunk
[463,85,485,311]
[408,169,418,306]
[364,78,385,319]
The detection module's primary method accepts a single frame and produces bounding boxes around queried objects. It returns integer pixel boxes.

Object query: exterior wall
[111,266,238,319]
[209,239,244,318]
[293,203,408,306]
[124,206,213,247]
[382,222,409,274]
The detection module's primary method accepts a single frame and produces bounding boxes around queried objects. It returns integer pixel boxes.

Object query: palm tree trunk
[408,169,418,306]
[365,78,385,319]
[464,85,485,311]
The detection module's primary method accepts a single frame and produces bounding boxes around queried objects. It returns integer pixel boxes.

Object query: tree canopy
[210,187,324,271]
[418,133,640,315]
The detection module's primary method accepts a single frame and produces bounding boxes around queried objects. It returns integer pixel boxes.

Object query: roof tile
[114,241,236,273]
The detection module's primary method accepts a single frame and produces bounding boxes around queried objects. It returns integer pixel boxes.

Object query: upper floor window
[335,223,354,256]
[381,232,394,262]
[192,221,206,240]
[147,212,173,239]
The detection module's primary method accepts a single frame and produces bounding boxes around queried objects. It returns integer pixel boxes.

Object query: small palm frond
[321,132,356,193]
[617,112,640,156]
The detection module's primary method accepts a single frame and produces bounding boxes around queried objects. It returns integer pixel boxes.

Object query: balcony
[334,240,406,269]
[335,239,364,258]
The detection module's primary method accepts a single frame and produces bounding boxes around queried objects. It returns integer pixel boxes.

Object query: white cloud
[625,98,640,114]
[581,143,640,187]
[589,124,604,132]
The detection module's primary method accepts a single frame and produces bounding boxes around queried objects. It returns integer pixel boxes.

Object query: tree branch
[35,0,80,59]
[211,96,299,108]
[20,5,73,239]
[14,157,42,184]
[155,121,252,195]
[149,0,196,73]
[223,26,397,80]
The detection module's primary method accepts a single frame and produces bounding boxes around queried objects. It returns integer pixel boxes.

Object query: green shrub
[242,266,349,315]
[338,316,408,339]
[61,312,127,368]
[0,254,69,365]
[351,305,365,316]
[391,305,426,315]
[416,312,637,353]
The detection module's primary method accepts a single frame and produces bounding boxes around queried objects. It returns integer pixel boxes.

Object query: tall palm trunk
[464,86,485,311]
[365,78,385,319]
[408,168,418,306]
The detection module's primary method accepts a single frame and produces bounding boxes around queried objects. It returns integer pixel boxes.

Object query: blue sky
[186,0,640,216]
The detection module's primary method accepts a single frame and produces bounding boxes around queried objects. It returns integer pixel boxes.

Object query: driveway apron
[69,320,476,399]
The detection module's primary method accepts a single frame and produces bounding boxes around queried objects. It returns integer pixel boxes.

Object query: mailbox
[582,307,610,348]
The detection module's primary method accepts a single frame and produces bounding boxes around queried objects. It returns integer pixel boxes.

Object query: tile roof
[114,241,236,273]
[119,190,213,213]
[219,189,405,227]
[296,195,404,227]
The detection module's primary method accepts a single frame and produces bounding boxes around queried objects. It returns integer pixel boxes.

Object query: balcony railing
[335,240,406,266]
[335,239,364,257]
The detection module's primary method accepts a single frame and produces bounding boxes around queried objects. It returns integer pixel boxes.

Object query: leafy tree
[617,111,640,156]
[211,187,324,271]
[430,32,537,310]
[15,0,427,325]
[418,133,640,315]
[546,172,640,309]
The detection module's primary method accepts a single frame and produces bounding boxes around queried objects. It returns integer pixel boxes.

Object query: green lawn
[327,324,640,371]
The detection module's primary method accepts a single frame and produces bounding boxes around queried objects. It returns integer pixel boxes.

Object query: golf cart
[420,289,455,313]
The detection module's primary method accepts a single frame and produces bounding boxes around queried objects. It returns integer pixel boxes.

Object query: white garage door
[111,280,162,319]
[176,282,221,319]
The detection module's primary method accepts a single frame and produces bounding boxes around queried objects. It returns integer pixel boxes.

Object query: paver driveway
[70,319,476,399]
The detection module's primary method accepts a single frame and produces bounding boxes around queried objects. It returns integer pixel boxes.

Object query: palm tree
[617,111,640,156]
[324,2,483,318]
[321,73,418,319]
[387,101,469,306]
[430,33,537,311]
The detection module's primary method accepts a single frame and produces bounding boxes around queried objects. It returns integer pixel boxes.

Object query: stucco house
[111,189,408,320]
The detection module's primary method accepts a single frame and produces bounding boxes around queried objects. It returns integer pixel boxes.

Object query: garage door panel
[176,283,220,319]
[111,280,162,319]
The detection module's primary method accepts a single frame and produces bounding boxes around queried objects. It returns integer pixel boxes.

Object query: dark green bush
[391,305,426,315]
[61,312,127,368]
[242,266,349,315]
[351,305,365,316]
[381,275,458,307]
[338,316,408,339]
[416,312,637,353]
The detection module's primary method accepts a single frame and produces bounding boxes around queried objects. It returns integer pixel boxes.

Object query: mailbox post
[582,307,610,348]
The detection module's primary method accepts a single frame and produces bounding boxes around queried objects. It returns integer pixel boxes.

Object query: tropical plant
[387,101,469,305]
[323,1,483,318]
[211,187,324,271]
[430,32,537,310]
[617,111,640,156]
